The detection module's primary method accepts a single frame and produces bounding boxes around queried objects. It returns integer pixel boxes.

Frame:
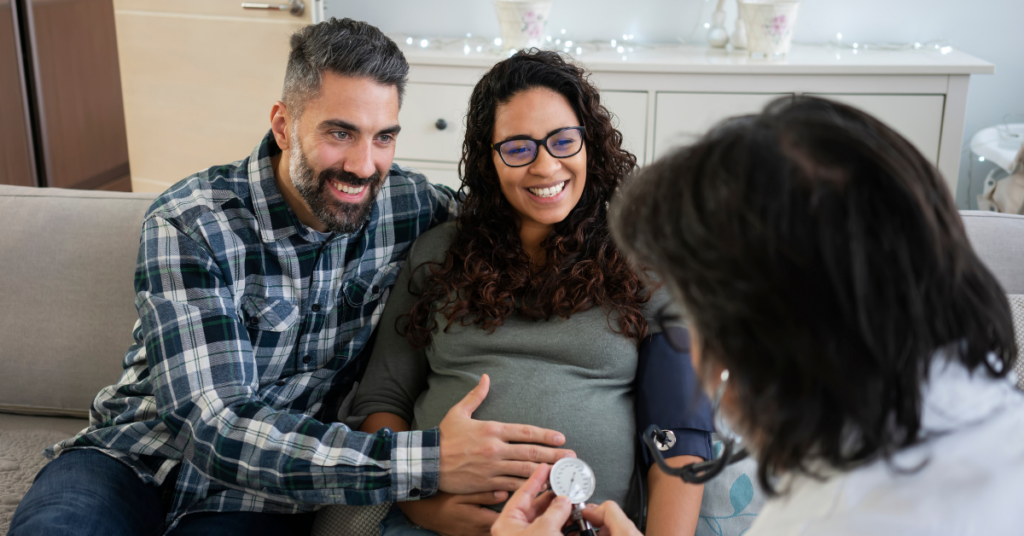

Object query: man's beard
[288,133,383,234]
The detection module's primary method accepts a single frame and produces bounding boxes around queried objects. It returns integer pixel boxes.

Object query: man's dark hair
[610,95,1017,494]
[283,17,408,117]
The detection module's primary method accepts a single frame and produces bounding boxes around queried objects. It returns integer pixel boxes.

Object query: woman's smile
[525,179,570,203]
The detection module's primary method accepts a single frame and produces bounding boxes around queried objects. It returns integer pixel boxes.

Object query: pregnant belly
[412,369,637,508]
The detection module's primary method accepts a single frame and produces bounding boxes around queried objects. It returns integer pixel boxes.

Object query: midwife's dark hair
[401,49,648,348]
[283,18,408,117]
[610,95,1017,494]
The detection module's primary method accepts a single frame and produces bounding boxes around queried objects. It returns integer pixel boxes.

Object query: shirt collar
[919,350,1020,433]
[248,130,308,243]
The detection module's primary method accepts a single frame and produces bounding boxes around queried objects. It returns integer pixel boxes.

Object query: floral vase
[493,0,554,51]
[738,0,800,57]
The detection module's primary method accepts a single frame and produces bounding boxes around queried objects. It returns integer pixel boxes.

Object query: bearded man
[8,18,572,536]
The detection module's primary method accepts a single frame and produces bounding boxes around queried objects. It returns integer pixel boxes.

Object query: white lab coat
[747,355,1024,536]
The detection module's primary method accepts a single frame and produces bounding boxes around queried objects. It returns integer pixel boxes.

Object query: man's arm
[137,215,434,504]
[362,412,507,536]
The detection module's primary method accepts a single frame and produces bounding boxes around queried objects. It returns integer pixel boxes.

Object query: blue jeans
[7,449,316,536]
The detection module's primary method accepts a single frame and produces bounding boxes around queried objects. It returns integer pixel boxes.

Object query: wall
[326,0,1024,207]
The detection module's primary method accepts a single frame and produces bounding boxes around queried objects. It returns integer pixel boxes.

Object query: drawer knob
[435,118,448,131]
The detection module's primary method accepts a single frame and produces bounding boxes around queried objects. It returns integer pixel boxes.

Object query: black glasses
[643,305,749,484]
[491,126,585,167]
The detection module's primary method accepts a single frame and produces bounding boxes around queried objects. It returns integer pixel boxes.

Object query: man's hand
[398,491,508,536]
[439,374,575,494]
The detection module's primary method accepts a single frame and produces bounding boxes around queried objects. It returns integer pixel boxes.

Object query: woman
[349,50,709,536]
[506,95,1024,535]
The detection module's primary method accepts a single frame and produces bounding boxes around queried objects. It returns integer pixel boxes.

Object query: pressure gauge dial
[549,457,596,504]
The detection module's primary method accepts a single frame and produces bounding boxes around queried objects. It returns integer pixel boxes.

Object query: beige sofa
[2,184,1023,533]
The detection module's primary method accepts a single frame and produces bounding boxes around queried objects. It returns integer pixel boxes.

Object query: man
[8,18,571,536]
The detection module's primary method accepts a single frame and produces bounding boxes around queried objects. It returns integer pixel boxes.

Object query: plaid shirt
[47,131,458,531]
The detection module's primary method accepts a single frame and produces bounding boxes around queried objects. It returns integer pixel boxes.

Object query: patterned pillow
[696,436,765,536]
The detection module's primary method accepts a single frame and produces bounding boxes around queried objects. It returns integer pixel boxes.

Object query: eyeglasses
[491,126,586,167]
[643,304,749,484]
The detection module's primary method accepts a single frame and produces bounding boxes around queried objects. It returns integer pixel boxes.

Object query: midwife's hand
[439,374,575,494]
[491,464,573,536]
[580,502,643,536]
[398,490,508,536]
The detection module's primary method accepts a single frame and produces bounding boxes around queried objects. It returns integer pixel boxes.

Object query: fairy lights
[389,27,956,61]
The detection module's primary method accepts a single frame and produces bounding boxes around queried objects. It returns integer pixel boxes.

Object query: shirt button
[371,285,380,294]
[248,317,259,326]
[302,355,312,364]
[275,380,285,386]
[409,488,420,498]
[311,304,321,312]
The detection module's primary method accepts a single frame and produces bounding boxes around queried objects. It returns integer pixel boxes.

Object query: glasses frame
[490,126,586,168]
[644,305,749,484]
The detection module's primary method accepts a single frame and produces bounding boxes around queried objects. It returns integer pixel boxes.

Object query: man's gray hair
[283,18,409,118]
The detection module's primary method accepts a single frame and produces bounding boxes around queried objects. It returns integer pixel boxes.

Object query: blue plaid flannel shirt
[47,131,459,531]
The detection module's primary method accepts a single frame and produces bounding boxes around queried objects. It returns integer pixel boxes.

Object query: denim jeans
[7,449,316,536]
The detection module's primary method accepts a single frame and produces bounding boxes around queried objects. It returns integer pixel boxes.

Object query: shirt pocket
[240,295,299,332]
[343,261,402,307]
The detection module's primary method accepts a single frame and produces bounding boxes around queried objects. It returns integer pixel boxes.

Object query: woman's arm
[361,412,411,434]
[635,292,713,536]
[646,455,704,536]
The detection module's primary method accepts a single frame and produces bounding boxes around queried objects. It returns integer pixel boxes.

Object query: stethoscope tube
[642,424,749,484]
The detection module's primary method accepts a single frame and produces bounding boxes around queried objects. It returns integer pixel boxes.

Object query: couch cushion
[961,210,1024,294]
[0,185,158,418]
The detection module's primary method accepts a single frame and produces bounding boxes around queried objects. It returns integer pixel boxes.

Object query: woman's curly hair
[400,49,650,349]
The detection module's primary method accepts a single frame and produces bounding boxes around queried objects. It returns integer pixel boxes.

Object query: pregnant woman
[348,50,709,536]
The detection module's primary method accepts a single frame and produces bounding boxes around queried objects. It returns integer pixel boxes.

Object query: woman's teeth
[331,179,366,195]
[528,181,566,198]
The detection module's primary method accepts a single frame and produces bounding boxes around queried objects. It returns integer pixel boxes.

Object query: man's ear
[270,101,292,151]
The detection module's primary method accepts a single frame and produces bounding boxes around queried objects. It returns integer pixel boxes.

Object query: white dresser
[394,44,994,195]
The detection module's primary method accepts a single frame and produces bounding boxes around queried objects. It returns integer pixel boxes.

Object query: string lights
[392,31,956,61]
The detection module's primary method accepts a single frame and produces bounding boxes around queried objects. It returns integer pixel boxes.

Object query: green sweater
[350,222,667,508]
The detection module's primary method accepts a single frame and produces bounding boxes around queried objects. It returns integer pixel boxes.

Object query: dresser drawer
[654,92,789,160]
[601,90,648,164]
[395,82,474,164]
[807,94,944,164]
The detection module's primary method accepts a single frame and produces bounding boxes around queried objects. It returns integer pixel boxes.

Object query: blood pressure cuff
[635,329,714,467]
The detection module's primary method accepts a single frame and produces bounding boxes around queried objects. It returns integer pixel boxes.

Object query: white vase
[739,0,800,57]
[732,15,748,50]
[707,9,730,48]
[493,0,554,52]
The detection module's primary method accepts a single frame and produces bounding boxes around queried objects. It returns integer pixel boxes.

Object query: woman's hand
[398,490,508,536]
[580,502,643,536]
[491,464,573,536]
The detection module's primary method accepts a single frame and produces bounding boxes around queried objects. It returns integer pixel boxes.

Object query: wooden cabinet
[398,45,992,197]
[1,0,130,191]
[113,0,312,193]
